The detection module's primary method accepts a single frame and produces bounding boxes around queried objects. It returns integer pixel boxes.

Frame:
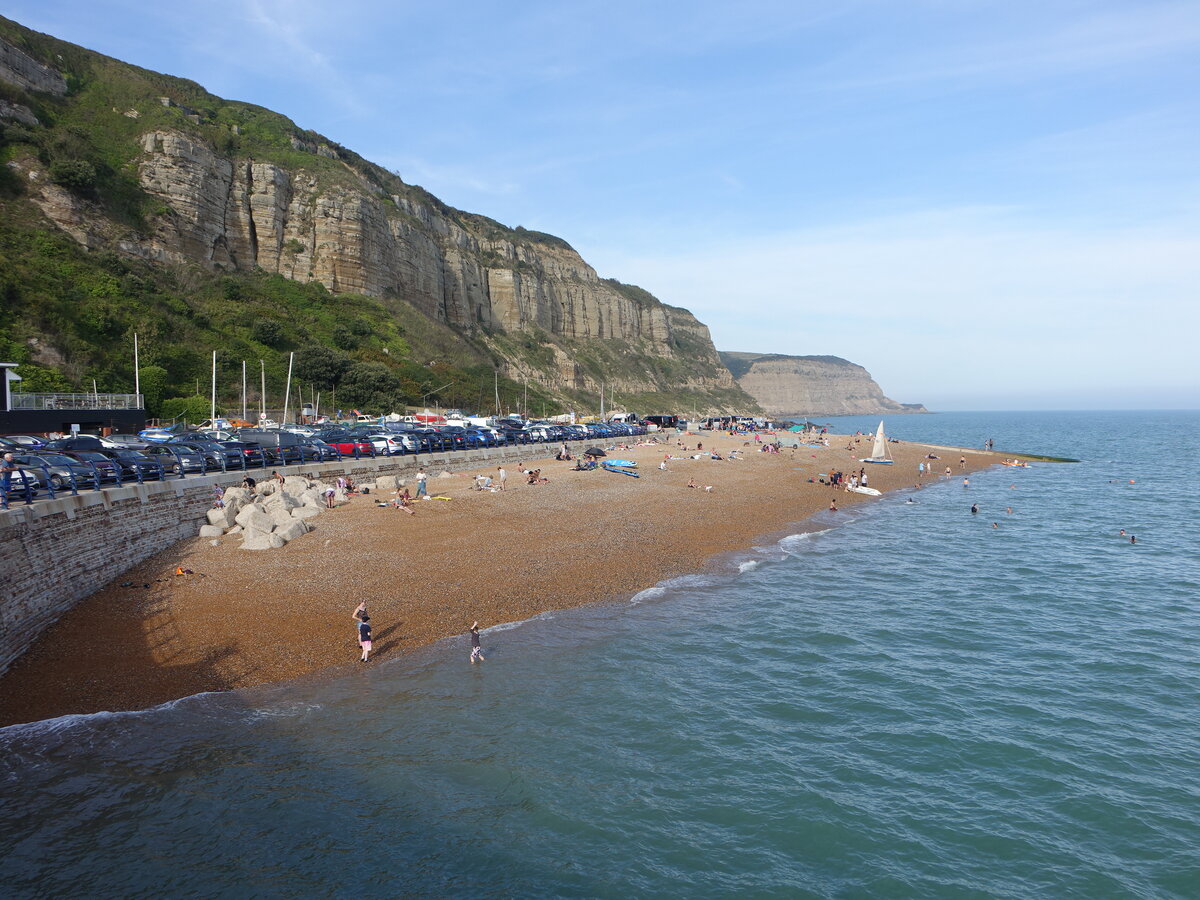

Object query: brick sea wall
[0,443,578,675]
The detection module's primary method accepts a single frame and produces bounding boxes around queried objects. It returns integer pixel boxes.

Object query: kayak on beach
[602,463,640,477]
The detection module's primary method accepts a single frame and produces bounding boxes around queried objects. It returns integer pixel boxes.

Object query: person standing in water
[469,621,485,663]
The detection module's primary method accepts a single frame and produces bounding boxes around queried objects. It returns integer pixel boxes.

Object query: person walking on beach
[960,456,966,470]
[415,467,428,500]
[497,466,507,491]
[469,621,485,663]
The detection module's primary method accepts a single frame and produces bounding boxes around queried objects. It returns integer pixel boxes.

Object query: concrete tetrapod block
[235,505,275,533]
[198,524,225,538]
[241,527,286,550]
[274,519,310,543]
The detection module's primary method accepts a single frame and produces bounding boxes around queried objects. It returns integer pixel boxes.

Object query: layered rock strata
[720,353,926,417]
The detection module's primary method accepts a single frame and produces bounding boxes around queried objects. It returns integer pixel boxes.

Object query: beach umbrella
[584,447,607,457]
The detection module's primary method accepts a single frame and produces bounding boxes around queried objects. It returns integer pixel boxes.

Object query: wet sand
[0,431,1002,726]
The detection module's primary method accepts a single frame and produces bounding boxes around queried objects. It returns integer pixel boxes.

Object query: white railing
[10,392,144,411]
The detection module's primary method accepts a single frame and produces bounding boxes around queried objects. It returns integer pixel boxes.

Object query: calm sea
[2,411,1198,899]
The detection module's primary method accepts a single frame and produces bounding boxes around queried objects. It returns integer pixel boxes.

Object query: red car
[318,433,375,456]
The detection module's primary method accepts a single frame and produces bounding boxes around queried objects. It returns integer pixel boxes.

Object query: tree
[14,364,73,392]
[138,365,169,416]
[294,345,349,390]
[161,395,222,425]
[331,325,359,350]
[338,362,400,411]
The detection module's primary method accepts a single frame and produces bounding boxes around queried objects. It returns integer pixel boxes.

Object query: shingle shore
[0,431,1001,726]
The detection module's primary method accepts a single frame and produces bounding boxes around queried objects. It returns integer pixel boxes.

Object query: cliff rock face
[0,36,65,95]
[720,353,926,417]
[115,128,731,392]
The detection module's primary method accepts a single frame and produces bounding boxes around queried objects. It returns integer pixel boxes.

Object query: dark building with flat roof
[0,363,146,435]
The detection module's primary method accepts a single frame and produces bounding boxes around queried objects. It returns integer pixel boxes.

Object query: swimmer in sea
[971,503,978,514]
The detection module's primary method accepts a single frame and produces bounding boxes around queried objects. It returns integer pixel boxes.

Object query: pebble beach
[0,430,1001,726]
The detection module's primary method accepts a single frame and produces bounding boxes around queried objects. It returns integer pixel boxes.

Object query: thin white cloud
[595,206,1200,405]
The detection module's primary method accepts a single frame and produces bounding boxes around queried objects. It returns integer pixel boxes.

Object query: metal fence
[10,393,144,411]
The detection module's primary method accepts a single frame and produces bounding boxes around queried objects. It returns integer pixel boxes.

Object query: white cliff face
[723,354,926,417]
[123,130,733,392]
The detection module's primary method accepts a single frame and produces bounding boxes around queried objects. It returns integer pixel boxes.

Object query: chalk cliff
[720,353,926,417]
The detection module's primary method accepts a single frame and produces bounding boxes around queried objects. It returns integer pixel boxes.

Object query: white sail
[864,421,893,464]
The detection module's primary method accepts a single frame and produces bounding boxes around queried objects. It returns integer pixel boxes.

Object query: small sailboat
[862,421,894,465]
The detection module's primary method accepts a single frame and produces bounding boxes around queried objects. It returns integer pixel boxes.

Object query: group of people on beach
[353,600,484,664]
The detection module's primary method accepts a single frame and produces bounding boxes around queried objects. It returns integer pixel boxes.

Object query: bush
[49,158,97,193]
[251,318,284,346]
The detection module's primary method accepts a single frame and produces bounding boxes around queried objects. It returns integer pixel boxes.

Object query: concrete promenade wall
[0,442,579,676]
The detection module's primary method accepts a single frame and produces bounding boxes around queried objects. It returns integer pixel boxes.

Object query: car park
[139,428,176,443]
[43,436,107,452]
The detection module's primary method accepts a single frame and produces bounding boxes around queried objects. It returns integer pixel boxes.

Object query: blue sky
[7,0,1199,409]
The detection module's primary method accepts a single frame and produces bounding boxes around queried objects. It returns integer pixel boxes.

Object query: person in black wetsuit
[469,621,485,664]
[971,503,979,514]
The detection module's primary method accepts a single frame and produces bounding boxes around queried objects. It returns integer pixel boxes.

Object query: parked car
[59,451,124,482]
[217,440,270,467]
[4,434,48,450]
[141,444,206,473]
[97,448,165,480]
[168,439,243,469]
[1,466,42,500]
[138,428,177,443]
[296,438,341,461]
[100,434,151,450]
[318,432,376,456]
[42,436,107,452]
[13,453,113,490]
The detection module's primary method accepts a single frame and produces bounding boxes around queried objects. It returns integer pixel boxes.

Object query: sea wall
[0,443,575,675]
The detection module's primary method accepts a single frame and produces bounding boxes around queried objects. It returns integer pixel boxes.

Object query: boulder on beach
[376,475,397,491]
[198,524,224,538]
[207,506,236,528]
[292,506,321,520]
[274,519,310,543]
[235,505,275,534]
[241,527,285,550]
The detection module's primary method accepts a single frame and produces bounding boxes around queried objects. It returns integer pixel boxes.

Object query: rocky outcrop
[721,353,927,417]
[0,37,66,95]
